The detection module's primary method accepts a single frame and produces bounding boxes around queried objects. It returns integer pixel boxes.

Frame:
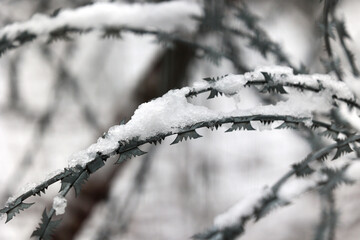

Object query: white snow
[212,74,247,95]
[213,172,326,230]
[69,88,220,167]
[0,1,201,40]
[277,173,328,202]
[104,88,220,138]
[210,147,360,235]
[52,196,67,215]
[243,66,355,100]
[338,103,360,132]
[213,168,333,230]
[68,150,93,169]
[6,182,37,205]
[244,66,293,83]
[5,169,64,205]
[223,90,331,120]
[214,187,273,229]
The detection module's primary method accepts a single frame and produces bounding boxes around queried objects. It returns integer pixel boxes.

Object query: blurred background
[1,0,360,239]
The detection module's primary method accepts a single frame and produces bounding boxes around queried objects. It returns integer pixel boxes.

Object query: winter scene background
[1,0,360,239]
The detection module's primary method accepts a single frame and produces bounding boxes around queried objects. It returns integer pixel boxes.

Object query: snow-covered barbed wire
[0,1,201,56]
[1,47,102,206]
[0,1,252,68]
[0,0,308,74]
[188,66,359,112]
[1,66,360,239]
[193,135,360,240]
[193,158,358,240]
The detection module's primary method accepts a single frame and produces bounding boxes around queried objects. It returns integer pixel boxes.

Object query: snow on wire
[0,1,201,56]
[2,66,360,239]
